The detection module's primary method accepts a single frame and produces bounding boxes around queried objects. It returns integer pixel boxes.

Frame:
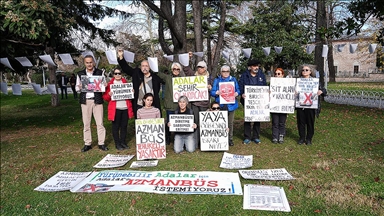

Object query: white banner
[111,83,134,100]
[70,170,243,195]
[220,152,253,169]
[34,171,92,192]
[169,114,194,132]
[244,86,270,122]
[93,154,135,168]
[135,118,166,160]
[295,78,319,109]
[199,111,229,151]
[172,76,208,102]
[239,168,295,180]
[270,78,296,113]
[243,184,291,212]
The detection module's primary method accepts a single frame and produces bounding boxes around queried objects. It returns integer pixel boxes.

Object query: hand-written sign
[270,78,296,113]
[70,170,243,195]
[244,86,270,122]
[219,152,253,169]
[135,118,166,160]
[111,83,134,100]
[295,78,319,109]
[243,184,291,212]
[34,171,91,192]
[219,82,235,104]
[130,160,159,168]
[93,154,135,168]
[199,111,228,151]
[169,114,194,132]
[81,75,105,92]
[172,76,208,102]
[238,168,295,180]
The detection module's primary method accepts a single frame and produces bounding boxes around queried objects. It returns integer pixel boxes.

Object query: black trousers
[296,108,315,141]
[244,122,260,140]
[112,109,128,146]
[271,113,287,140]
[71,85,77,98]
[60,86,67,99]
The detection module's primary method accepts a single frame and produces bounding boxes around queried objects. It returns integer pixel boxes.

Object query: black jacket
[118,58,162,117]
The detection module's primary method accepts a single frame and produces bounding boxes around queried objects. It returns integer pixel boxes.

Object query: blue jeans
[174,133,195,153]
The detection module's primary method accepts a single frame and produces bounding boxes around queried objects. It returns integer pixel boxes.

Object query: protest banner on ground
[135,118,166,160]
[110,83,134,100]
[199,111,229,151]
[270,78,296,113]
[169,114,194,132]
[80,75,106,92]
[244,85,270,122]
[172,76,208,102]
[220,152,253,169]
[70,170,243,195]
[295,78,319,109]
[219,82,236,104]
[239,168,295,180]
[130,160,158,168]
[34,171,92,192]
[93,154,135,168]
[243,184,291,212]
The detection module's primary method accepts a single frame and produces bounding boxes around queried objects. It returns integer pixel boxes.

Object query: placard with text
[135,118,166,160]
[80,75,105,92]
[111,83,134,100]
[244,85,270,122]
[219,82,236,104]
[199,111,229,151]
[172,76,208,102]
[295,78,319,109]
[270,78,296,113]
[169,114,194,132]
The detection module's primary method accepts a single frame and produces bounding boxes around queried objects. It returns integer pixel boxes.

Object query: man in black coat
[58,72,69,99]
[117,50,162,118]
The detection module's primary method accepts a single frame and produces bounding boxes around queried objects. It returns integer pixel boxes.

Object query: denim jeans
[174,133,195,153]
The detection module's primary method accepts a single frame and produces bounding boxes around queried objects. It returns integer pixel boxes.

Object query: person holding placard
[157,62,186,145]
[296,64,327,145]
[211,65,241,146]
[271,68,288,144]
[183,55,213,149]
[76,55,108,152]
[168,96,197,153]
[239,59,267,145]
[137,93,161,119]
[117,49,162,119]
[103,68,134,150]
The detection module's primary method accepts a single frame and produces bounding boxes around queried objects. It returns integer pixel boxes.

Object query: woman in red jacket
[103,68,134,150]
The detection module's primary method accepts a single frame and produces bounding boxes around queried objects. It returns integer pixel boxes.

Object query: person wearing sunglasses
[271,68,288,144]
[239,59,267,145]
[296,64,327,145]
[156,62,186,145]
[103,68,134,150]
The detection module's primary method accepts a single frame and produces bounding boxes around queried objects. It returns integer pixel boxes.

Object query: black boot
[115,144,124,150]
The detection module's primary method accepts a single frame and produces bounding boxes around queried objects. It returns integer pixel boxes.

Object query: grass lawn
[1,90,383,216]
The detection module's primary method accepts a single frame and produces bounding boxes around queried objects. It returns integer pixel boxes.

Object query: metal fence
[325,89,384,109]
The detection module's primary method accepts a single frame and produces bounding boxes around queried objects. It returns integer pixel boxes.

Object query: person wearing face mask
[157,62,186,145]
[296,64,327,145]
[117,49,162,119]
[270,68,288,144]
[103,68,134,150]
[239,59,267,145]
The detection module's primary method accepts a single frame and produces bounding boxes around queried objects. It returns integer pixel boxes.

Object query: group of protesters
[75,51,326,154]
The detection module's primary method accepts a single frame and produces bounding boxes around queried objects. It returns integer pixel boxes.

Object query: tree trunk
[211,0,227,78]
[327,41,336,82]
[192,0,204,63]
[314,0,326,85]
[45,46,60,107]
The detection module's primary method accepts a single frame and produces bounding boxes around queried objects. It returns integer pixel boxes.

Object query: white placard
[135,118,166,160]
[172,76,208,102]
[111,83,134,100]
[169,114,194,132]
[130,160,158,168]
[269,78,296,113]
[295,78,319,109]
[47,84,57,94]
[105,50,118,65]
[12,83,22,95]
[148,57,158,72]
[80,75,106,92]
[58,53,74,65]
[0,58,14,70]
[242,48,252,58]
[1,82,8,95]
[164,55,174,62]
[178,53,189,66]
[239,168,295,180]
[123,50,135,63]
[220,152,253,169]
[219,82,236,104]
[15,57,33,67]
[39,55,56,66]
[34,171,91,192]
[243,184,291,212]
[199,111,229,151]
[32,83,42,95]
[244,86,270,122]
[93,154,135,168]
